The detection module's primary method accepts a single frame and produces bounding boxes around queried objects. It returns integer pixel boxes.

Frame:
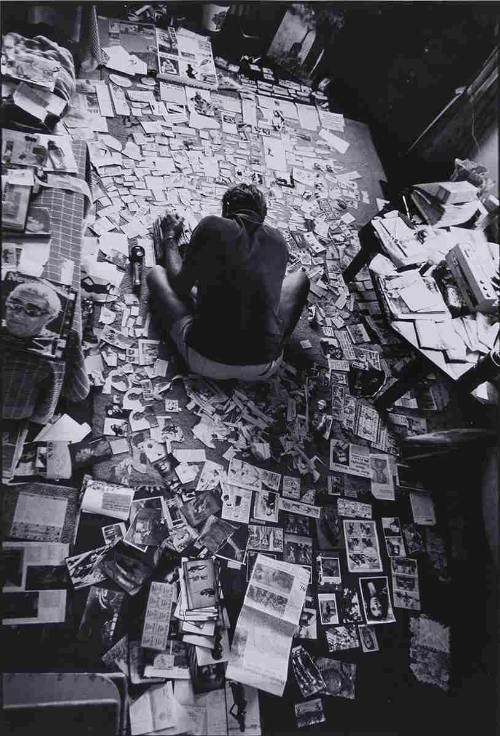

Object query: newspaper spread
[226,554,309,696]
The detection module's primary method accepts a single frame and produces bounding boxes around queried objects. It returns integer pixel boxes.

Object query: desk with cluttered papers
[365,205,499,405]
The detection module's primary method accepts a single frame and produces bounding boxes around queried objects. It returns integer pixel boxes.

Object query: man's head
[4,282,61,337]
[222,183,267,222]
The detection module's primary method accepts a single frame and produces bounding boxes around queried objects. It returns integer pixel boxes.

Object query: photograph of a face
[1,272,76,359]
[359,576,396,625]
[358,624,379,652]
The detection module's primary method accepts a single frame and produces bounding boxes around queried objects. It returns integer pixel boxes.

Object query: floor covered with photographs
[2,8,498,736]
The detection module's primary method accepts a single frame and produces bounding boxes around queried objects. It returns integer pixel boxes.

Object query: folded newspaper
[226,554,309,696]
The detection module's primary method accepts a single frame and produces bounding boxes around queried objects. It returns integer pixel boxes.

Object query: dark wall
[314,2,498,188]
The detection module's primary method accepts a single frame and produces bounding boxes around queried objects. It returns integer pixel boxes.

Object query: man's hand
[161,213,184,243]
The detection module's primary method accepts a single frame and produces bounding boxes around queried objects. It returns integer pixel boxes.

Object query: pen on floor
[402,195,410,219]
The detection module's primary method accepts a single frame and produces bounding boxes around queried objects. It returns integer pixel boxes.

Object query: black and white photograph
[359,576,396,625]
[318,593,339,625]
[1,1,497,733]
[358,624,379,653]
[283,534,313,566]
[294,698,325,729]
[1,272,76,359]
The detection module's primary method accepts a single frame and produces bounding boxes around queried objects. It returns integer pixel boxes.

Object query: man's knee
[298,269,310,297]
[146,265,167,290]
[291,269,310,302]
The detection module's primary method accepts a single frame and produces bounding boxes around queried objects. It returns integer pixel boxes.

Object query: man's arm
[159,214,196,299]
[163,216,208,299]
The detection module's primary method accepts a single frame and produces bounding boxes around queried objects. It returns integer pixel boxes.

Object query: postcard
[70,437,112,467]
[143,640,191,680]
[99,542,153,595]
[297,606,318,640]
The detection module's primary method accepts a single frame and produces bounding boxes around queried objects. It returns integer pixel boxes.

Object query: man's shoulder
[196,215,236,233]
[260,223,288,251]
